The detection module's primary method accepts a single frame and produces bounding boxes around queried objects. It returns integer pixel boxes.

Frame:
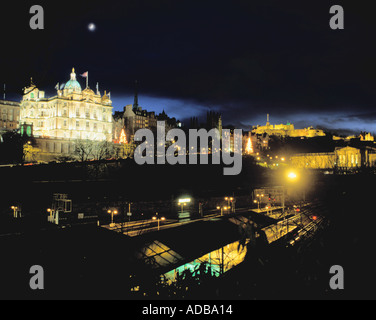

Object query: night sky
[1,0,376,135]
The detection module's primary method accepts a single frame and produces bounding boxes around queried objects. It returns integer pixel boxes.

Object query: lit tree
[119,128,127,144]
[246,137,253,154]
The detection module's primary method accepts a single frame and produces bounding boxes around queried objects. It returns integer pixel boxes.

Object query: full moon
[88,23,96,31]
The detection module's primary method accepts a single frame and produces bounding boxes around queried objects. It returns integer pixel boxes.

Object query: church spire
[133,80,139,109]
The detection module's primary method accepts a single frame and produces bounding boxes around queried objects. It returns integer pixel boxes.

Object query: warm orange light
[246,137,253,154]
[161,217,166,221]
[152,216,157,220]
[287,171,297,180]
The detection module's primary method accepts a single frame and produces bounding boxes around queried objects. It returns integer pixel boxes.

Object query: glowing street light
[107,209,118,227]
[178,198,191,213]
[287,171,297,180]
[253,199,260,210]
[11,206,19,218]
[216,206,229,216]
[224,196,235,212]
[152,213,165,230]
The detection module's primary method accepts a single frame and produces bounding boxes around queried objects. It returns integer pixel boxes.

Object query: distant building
[115,82,181,144]
[116,104,158,142]
[0,100,20,133]
[252,114,325,138]
[360,132,374,142]
[206,111,222,135]
[290,146,376,170]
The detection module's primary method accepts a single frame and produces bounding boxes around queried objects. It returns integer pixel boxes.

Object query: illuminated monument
[252,114,325,138]
[19,68,113,161]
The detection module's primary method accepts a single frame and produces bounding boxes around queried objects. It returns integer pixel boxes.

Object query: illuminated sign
[178,198,191,204]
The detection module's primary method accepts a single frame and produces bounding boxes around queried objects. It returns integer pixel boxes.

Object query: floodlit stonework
[19,69,113,161]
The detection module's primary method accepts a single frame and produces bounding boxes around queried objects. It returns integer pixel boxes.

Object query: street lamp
[11,206,19,218]
[287,171,297,180]
[216,206,229,216]
[107,209,118,227]
[152,213,165,231]
[178,198,191,213]
[255,193,264,211]
[253,199,260,211]
[224,197,235,213]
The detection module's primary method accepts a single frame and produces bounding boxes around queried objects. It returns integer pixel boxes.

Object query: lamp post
[107,209,118,227]
[216,206,228,216]
[47,208,52,222]
[255,193,264,211]
[180,202,186,213]
[178,198,191,213]
[152,212,165,231]
[225,197,235,213]
[11,206,18,218]
[284,170,298,213]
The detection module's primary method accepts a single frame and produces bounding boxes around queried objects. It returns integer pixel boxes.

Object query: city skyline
[0,1,375,135]
[1,1,376,301]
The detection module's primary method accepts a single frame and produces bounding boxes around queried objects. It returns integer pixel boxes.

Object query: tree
[74,139,95,162]
[74,139,116,162]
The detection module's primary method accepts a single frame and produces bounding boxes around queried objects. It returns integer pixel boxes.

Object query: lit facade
[252,114,325,138]
[19,69,113,161]
[290,146,376,170]
[0,100,20,133]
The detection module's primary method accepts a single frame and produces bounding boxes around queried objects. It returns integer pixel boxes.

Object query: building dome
[64,68,82,93]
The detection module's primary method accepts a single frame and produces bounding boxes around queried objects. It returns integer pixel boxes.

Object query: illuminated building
[0,100,20,133]
[252,114,325,138]
[360,132,374,142]
[19,69,113,161]
[206,111,222,135]
[114,104,157,143]
[290,146,376,170]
